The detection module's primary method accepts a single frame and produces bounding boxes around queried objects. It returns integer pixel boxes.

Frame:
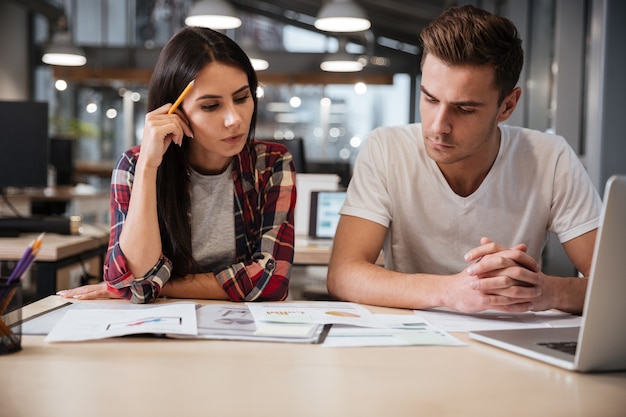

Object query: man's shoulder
[502,124,565,141]
[501,125,570,151]
[371,123,422,136]
[368,123,423,148]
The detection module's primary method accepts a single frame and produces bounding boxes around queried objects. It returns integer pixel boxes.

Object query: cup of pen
[0,278,22,354]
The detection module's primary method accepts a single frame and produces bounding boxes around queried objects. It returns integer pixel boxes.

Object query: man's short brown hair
[420,5,524,103]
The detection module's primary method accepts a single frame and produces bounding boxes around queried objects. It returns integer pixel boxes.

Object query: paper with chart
[247,302,464,347]
[44,302,198,342]
[246,301,386,327]
[172,304,327,344]
[323,313,465,347]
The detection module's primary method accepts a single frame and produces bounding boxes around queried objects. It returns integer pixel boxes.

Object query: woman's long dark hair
[146,26,259,279]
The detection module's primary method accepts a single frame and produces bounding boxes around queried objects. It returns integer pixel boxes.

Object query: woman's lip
[222,133,245,143]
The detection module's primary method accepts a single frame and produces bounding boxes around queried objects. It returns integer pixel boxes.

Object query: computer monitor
[49,136,75,185]
[308,190,347,239]
[0,101,49,191]
[305,160,352,188]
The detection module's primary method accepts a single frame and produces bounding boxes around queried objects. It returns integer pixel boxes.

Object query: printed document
[44,302,198,342]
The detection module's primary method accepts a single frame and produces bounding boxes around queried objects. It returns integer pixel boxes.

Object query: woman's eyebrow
[195,85,250,100]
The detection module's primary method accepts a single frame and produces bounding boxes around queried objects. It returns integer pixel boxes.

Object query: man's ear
[497,87,522,122]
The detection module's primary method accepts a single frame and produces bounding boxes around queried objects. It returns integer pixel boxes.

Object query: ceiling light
[42,31,86,67]
[321,50,363,72]
[314,0,371,33]
[240,37,269,71]
[185,0,242,29]
[250,58,269,71]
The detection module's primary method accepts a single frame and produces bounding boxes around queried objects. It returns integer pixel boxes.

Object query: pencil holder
[0,278,22,355]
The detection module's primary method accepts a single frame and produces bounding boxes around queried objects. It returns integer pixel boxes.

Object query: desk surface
[294,236,383,265]
[294,236,335,265]
[4,185,109,202]
[2,296,625,417]
[0,231,340,264]
[0,223,109,261]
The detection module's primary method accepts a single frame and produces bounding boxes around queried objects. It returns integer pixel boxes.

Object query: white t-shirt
[340,123,602,275]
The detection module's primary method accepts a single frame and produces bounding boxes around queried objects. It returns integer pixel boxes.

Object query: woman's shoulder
[114,145,141,171]
[249,139,293,167]
[118,144,141,160]
[251,139,290,155]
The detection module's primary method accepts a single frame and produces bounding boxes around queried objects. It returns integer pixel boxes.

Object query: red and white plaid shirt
[103,140,296,303]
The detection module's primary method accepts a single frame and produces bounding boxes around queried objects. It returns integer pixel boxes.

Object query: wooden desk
[294,237,334,265]
[2,297,625,417]
[294,236,384,265]
[0,224,109,299]
[3,185,110,224]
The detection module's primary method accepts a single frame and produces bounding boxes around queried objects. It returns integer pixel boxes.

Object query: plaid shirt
[104,140,296,303]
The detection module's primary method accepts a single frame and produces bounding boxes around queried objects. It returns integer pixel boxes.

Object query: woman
[58,27,296,303]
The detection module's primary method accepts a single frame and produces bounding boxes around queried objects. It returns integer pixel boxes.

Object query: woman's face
[181,61,254,174]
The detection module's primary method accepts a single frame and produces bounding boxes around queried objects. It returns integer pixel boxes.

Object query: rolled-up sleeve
[103,147,173,303]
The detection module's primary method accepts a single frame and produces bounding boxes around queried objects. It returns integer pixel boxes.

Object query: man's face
[419,54,511,169]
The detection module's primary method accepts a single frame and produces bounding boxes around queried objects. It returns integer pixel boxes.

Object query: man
[327,5,601,314]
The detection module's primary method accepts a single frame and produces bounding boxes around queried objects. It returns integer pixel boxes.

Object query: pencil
[6,232,45,285]
[6,240,34,284]
[167,79,195,114]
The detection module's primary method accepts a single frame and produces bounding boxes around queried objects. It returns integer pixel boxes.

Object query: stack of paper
[246,302,465,347]
[34,301,466,347]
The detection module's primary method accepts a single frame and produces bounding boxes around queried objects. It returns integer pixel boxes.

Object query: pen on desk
[167,79,195,114]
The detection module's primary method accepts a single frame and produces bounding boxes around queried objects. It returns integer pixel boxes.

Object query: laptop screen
[308,191,347,238]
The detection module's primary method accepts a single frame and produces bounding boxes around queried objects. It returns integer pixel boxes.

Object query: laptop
[469,175,626,372]
[308,190,347,240]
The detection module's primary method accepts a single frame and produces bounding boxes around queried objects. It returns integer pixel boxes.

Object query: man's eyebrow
[195,85,250,100]
[419,85,484,107]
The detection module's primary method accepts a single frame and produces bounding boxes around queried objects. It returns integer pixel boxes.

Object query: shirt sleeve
[103,149,173,303]
[214,144,296,302]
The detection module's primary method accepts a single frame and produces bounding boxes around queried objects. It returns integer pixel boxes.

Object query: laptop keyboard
[538,341,577,355]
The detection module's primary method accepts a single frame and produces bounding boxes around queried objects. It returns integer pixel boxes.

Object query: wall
[0,2,30,100]
[585,0,626,194]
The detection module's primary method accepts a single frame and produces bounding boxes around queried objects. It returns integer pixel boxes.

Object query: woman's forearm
[119,162,163,277]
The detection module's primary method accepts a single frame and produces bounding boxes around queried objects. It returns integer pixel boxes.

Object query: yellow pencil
[167,79,195,114]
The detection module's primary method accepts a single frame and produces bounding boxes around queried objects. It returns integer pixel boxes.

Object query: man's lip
[428,139,454,149]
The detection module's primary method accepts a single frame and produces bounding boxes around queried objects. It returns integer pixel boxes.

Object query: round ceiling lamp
[314,0,371,33]
[185,0,242,30]
[42,31,87,67]
[320,52,364,72]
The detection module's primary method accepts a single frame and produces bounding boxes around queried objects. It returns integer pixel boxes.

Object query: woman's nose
[224,105,242,128]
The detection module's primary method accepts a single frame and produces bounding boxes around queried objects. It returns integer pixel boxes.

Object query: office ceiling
[16,0,460,84]
[230,0,457,79]
[232,0,453,50]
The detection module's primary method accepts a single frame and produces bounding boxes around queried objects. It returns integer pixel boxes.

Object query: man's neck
[438,131,501,197]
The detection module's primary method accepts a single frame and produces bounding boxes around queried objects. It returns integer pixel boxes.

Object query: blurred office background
[0,0,624,277]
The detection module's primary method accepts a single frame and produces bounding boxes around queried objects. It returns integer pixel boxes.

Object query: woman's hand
[56,282,122,300]
[139,104,194,169]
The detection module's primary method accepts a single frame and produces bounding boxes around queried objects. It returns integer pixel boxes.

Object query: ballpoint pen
[167,79,195,114]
